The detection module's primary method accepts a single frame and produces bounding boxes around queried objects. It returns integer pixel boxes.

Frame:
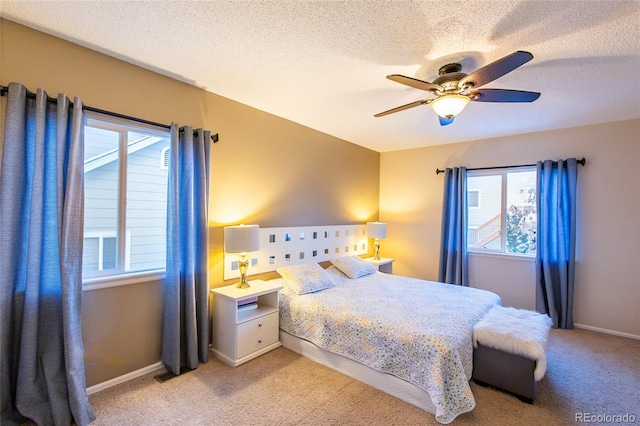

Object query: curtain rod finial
[211,133,219,143]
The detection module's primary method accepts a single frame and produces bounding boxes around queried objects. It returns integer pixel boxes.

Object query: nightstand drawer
[236,326,278,359]
[237,312,278,340]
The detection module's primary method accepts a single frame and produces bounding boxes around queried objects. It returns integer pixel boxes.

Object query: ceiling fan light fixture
[430,94,470,118]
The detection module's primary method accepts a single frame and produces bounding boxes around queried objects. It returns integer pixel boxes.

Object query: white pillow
[276,263,334,295]
[330,256,376,279]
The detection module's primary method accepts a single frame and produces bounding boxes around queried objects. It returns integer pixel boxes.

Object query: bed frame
[280,330,437,415]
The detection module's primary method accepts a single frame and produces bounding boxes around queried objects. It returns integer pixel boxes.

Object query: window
[467,169,537,255]
[82,114,170,279]
[468,189,480,208]
[83,234,118,271]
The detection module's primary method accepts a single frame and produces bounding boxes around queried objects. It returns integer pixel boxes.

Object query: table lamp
[224,224,260,289]
[367,222,387,260]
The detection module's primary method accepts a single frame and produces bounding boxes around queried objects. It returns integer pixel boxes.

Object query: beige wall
[1,20,380,386]
[380,119,640,337]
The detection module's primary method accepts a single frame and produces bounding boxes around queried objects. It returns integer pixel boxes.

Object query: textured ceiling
[2,1,639,152]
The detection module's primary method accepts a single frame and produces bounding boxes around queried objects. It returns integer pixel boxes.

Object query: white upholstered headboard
[223,224,369,280]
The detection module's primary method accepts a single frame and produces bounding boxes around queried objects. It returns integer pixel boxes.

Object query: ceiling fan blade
[459,51,534,89]
[439,115,455,126]
[471,88,540,102]
[374,100,429,117]
[387,74,442,93]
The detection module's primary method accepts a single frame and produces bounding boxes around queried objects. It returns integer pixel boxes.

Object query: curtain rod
[0,85,219,143]
[435,157,586,175]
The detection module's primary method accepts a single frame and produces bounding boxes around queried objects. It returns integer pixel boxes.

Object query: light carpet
[88,328,640,425]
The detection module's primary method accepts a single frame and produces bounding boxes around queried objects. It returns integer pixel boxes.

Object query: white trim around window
[83,270,166,291]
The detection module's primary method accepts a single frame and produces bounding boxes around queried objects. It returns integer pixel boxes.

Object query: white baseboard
[86,362,165,395]
[574,323,640,340]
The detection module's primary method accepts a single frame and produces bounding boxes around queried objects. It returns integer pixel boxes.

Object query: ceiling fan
[374,51,540,126]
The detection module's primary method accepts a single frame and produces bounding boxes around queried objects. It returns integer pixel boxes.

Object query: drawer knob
[258,340,262,344]
[258,323,262,327]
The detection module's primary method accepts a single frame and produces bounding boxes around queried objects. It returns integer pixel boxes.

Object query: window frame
[82,112,170,287]
[83,232,118,271]
[467,167,537,257]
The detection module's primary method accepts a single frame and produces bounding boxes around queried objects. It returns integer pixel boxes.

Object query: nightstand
[364,257,395,274]
[211,280,283,367]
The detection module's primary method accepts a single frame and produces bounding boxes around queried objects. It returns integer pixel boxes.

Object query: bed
[273,259,501,424]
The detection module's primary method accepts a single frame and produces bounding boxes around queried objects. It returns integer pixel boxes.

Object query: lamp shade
[367,222,387,239]
[224,224,260,253]
[430,94,470,118]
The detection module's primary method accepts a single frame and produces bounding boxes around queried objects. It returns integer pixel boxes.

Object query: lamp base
[236,256,251,289]
[236,280,250,289]
[374,239,381,260]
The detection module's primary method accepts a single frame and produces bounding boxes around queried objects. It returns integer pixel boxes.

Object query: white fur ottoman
[472,306,552,402]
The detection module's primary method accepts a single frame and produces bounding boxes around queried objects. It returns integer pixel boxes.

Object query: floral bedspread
[278,267,501,424]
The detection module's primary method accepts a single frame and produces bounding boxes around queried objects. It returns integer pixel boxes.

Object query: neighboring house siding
[84,161,119,231]
[126,142,169,271]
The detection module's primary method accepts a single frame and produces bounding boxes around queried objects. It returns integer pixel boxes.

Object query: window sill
[468,250,535,262]
[83,270,166,291]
